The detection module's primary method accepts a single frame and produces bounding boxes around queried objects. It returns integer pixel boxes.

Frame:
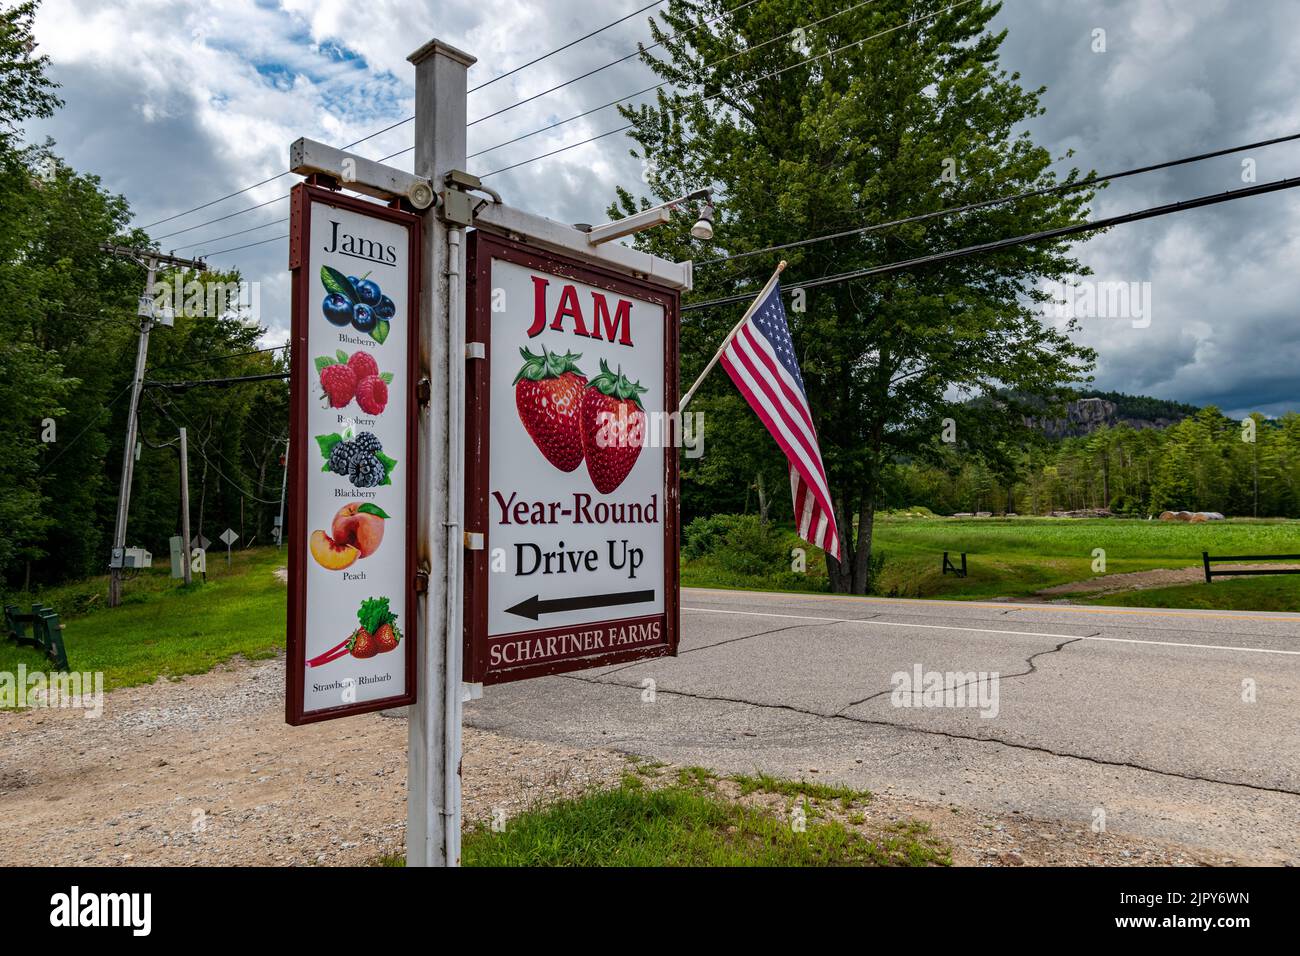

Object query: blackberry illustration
[349,453,386,488]
[327,439,357,475]
[353,432,383,456]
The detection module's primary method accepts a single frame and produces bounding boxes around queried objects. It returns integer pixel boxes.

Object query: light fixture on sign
[584,188,715,246]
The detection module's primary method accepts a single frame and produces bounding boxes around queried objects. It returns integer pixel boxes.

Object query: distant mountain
[1029,391,1197,439]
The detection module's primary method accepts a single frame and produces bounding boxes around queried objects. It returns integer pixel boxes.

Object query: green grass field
[1,547,286,693]
[683,516,1300,612]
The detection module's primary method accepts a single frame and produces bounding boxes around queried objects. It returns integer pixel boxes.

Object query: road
[466,588,1300,864]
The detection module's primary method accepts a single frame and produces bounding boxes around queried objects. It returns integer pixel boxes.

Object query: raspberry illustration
[355,374,388,415]
[347,350,379,382]
[319,363,356,408]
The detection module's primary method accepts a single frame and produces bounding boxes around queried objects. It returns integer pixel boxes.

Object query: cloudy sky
[23,0,1300,418]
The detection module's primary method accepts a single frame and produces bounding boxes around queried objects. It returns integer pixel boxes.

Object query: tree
[614,0,1096,591]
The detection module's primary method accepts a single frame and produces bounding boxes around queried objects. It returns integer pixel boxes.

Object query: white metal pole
[407,37,474,868]
[678,260,786,412]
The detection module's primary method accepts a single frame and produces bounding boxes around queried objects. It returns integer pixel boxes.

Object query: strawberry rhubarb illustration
[315,349,393,413]
[309,502,389,570]
[306,596,402,668]
[514,345,587,472]
[580,358,648,494]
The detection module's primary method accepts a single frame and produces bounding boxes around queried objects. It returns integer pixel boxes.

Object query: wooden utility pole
[99,244,207,606]
[179,426,192,586]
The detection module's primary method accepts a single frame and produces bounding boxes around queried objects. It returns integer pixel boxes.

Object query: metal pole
[406,37,474,868]
[179,426,192,586]
[108,259,157,607]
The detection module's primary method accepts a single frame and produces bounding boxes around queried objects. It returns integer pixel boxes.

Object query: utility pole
[99,244,207,606]
[179,426,192,586]
[406,38,474,869]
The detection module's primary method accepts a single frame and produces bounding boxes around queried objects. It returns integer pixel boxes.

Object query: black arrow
[505,589,656,621]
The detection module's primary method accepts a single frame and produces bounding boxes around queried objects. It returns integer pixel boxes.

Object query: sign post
[406,38,474,870]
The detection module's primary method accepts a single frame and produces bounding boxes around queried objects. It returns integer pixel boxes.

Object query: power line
[468,0,876,161]
[139,0,683,234]
[468,0,667,94]
[36,381,135,477]
[465,0,768,131]
[474,0,972,180]
[153,195,289,243]
[148,393,283,504]
[143,0,899,248]
[481,125,635,178]
[169,217,286,253]
[682,174,1300,311]
[147,371,290,390]
[205,234,290,258]
[148,345,287,374]
[694,130,1300,268]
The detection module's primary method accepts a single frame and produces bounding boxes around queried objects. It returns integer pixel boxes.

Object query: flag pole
[678,260,786,412]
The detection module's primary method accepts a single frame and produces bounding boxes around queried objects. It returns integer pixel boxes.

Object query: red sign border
[286,184,421,725]
[464,230,681,685]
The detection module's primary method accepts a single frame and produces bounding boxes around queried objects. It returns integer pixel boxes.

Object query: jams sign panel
[286,185,419,724]
[466,233,680,684]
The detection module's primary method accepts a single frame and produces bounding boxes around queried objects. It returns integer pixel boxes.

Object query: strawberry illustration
[354,596,399,658]
[514,346,587,472]
[580,359,648,494]
[348,626,377,659]
[373,621,401,654]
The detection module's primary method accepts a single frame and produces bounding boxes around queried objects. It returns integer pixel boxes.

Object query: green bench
[4,603,70,671]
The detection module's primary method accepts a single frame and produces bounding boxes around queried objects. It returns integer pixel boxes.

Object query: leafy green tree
[614,0,1096,591]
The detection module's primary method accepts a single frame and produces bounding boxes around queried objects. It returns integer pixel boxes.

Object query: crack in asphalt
[594,620,845,680]
[836,636,1087,710]
[557,665,1300,798]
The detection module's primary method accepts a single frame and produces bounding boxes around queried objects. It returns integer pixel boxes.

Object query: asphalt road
[466,588,1300,863]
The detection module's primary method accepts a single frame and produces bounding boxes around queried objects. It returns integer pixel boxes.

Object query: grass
[682,515,1300,611]
[455,772,946,867]
[1086,574,1300,612]
[1,546,287,694]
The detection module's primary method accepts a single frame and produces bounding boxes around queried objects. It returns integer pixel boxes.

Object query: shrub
[715,515,789,576]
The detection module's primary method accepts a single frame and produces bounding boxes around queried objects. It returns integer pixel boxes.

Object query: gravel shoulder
[0,655,1252,866]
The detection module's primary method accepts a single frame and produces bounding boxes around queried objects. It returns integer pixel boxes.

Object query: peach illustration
[310,529,360,570]
[331,502,387,558]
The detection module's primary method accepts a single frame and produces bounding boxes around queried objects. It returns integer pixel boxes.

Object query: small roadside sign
[190,534,211,551]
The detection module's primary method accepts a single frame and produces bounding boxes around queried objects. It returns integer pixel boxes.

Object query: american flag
[718,279,841,559]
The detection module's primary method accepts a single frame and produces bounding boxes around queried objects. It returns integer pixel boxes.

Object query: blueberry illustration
[322,293,352,326]
[352,302,376,332]
[374,295,396,320]
[355,279,382,307]
[346,276,359,286]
